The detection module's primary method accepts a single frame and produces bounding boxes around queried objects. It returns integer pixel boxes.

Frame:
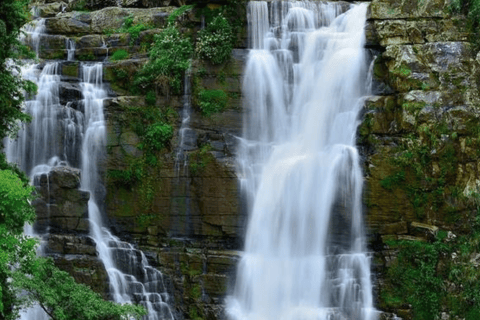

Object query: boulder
[33,166,90,234]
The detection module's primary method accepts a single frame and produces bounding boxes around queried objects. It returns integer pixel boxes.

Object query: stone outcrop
[33,166,90,234]
[31,166,111,298]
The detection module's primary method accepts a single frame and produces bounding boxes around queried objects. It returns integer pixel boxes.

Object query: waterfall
[6,14,175,320]
[82,64,174,320]
[67,39,76,61]
[171,69,195,236]
[227,2,377,320]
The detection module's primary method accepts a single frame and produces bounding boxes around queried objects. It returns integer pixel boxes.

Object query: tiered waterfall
[6,14,174,320]
[228,2,377,320]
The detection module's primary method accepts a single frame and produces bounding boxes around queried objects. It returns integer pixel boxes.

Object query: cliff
[26,0,480,319]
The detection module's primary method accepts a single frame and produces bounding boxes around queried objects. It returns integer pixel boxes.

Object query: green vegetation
[13,258,146,320]
[118,14,151,45]
[134,25,193,95]
[0,167,37,319]
[197,89,228,116]
[143,122,174,152]
[0,0,35,140]
[379,119,460,219]
[77,53,96,61]
[382,238,447,319]
[189,144,214,175]
[107,168,142,188]
[196,14,234,65]
[382,202,480,319]
[168,4,195,24]
[451,0,480,48]
[71,0,89,12]
[110,49,129,61]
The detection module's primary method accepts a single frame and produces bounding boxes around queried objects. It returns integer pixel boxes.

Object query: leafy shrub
[119,14,150,45]
[145,90,156,105]
[451,0,480,48]
[383,240,446,320]
[196,14,234,64]
[110,49,129,61]
[168,5,195,24]
[134,26,193,94]
[143,122,173,151]
[198,89,228,116]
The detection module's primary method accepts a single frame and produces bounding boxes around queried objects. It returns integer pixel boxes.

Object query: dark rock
[33,166,90,234]
[59,82,83,105]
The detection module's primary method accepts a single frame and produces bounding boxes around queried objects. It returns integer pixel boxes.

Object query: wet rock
[59,82,83,104]
[33,166,90,234]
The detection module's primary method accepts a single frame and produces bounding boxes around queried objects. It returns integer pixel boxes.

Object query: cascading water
[227,2,377,320]
[172,69,195,236]
[82,64,174,320]
[67,39,76,61]
[6,13,175,320]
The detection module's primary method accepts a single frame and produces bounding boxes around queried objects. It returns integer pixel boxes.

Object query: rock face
[32,166,110,298]
[27,0,480,318]
[33,166,90,234]
[361,0,480,317]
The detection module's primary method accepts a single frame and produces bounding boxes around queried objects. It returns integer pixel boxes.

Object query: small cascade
[20,18,45,57]
[67,39,76,61]
[172,69,195,236]
[6,62,62,176]
[175,68,194,175]
[102,38,109,61]
[228,2,377,320]
[81,64,174,320]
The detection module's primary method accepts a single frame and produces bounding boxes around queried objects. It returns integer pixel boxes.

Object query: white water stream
[228,2,377,320]
[6,14,174,320]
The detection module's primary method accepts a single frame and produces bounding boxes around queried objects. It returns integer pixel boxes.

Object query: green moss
[189,144,214,175]
[107,168,142,188]
[392,65,412,77]
[381,238,447,320]
[188,306,203,320]
[402,101,426,113]
[382,203,480,319]
[190,284,202,300]
[197,89,228,116]
[62,64,79,78]
[78,53,96,61]
[380,171,405,190]
[110,49,129,61]
[118,14,153,45]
